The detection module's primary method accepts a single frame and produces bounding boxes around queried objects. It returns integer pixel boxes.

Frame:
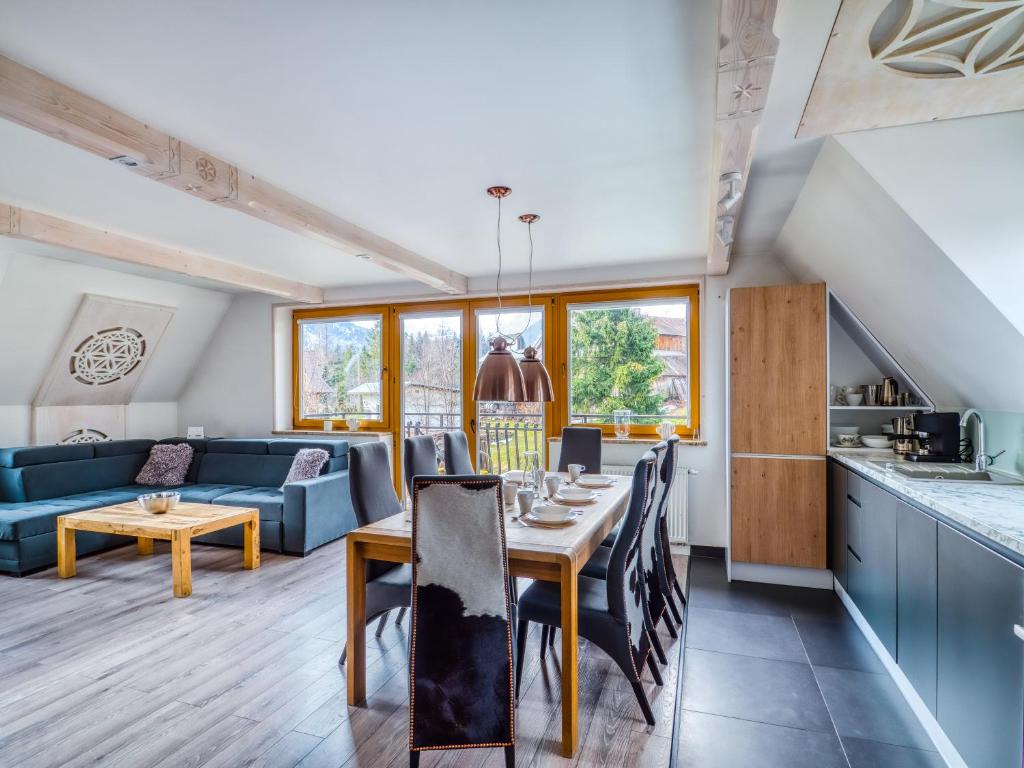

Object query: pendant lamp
[516,213,554,402]
[473,186,527,402]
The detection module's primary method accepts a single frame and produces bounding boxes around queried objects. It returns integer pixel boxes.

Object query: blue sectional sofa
[0,437,355,575]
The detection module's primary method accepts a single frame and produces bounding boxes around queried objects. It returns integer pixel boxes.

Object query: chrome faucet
[959,409,987,471]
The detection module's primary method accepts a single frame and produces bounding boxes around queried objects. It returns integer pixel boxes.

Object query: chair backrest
[409,475,515,751]
[404,435,439,497]
[605,451,658,677]
[443,430,475,475]
[640,442,669,623]
[349,442,402,526]
[654,435,680,583]
[557,426,602,473]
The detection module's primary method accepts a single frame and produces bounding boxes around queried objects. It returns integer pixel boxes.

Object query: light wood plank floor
[0,540,686,768]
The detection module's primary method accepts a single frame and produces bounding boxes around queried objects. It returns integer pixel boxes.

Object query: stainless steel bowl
[137,491,181,514]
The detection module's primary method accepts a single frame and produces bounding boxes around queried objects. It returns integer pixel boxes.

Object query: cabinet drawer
[846,497,863,561]
[846,471,863,506]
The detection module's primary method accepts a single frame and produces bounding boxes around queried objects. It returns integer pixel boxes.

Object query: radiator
[601,461,689,544]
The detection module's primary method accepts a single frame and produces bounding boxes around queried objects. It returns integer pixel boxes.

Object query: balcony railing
[402,412,544,474]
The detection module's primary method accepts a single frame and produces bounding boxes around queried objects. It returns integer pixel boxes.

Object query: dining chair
[557,426,602,473]
[408,475,516,767]
[338,442,411,665]
[516,451,663,725]
[404,434,440,497]
[443,430,475,475]
[656,436,686,622]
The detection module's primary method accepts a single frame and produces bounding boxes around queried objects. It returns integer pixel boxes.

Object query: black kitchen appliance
[906,411,961,462]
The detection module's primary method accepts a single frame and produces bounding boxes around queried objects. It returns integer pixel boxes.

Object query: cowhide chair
[338,442,411,665]
[656,436,686,621]
[409,475,517,767]
[404,435,440,497]
[516,452,663,725]
[557,426,602,473]
[443,430,475,475]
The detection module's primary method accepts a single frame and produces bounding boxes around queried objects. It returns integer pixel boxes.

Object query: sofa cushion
[19,453,150,502]
[269,439,348,458]
[136,443,194,486]
[212,487,285,522]
[175,484,250,504]
[197,453,295,488]
[93,440,157,458]
[281,448,330,488]
[0,498,90,540]
[158,438,207,482]
[206,439,270,455]
[0,444,94,468]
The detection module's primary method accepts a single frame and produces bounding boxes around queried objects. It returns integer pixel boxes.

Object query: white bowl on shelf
[830,425,860,436]
[861,435,894,449]
[846,394,864,406]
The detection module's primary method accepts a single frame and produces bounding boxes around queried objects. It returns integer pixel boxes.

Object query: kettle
[881,377,899,407]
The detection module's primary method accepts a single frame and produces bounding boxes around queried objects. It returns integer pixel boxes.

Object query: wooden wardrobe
[729,283,827,570]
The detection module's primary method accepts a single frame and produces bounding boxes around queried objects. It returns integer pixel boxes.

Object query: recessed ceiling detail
[799,0,1024,136]
[69,327,146,386]
[871,0,1024,79]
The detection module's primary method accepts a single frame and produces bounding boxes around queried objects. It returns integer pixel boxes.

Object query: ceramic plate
[576,474,615,488]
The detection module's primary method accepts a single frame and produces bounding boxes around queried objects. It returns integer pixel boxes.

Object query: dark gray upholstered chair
[409,475,516,767]
[516,452,663,725]
[557,426,602,473]
[443,430,475,475]
[338,442,411,665]
[656,436,686,622]
[403,435,439,497]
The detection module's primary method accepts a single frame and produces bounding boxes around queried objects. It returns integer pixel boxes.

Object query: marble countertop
[830,449,1024,558]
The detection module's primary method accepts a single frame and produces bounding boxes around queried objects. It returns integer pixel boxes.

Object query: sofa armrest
[282,470,356,555]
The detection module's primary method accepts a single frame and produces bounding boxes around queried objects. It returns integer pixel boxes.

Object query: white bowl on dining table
[556,487,596,501]
[576,474,615,488]
[530,504,574,523]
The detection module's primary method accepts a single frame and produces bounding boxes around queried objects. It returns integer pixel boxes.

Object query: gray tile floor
[673,557,945,768]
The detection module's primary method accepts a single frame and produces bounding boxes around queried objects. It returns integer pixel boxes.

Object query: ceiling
[0,0,719,289]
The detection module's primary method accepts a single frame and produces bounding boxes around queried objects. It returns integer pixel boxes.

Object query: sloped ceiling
[775,138,1024,413]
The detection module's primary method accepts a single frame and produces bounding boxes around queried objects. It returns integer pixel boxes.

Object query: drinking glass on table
[516,488,535,519]
[543,475,561,499]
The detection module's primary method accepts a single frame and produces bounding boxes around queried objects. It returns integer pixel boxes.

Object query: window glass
[298,315,382,421]
[568,299,690,427]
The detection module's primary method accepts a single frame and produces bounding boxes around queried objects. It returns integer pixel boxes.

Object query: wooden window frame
[291,283,700,441]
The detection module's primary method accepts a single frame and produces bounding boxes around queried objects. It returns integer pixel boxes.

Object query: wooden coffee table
[56,502,260,597]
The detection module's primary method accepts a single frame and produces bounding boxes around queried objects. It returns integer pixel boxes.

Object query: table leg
[244,511,260,569]
[346,537,367,704]
[137,536,154,555]
[57,518,76,578]
[560,556,579,757]
[171,530,192,598]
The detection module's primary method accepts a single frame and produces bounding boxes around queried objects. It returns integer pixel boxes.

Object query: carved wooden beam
[0,204,324,303]
[0,54,468,294]
[707,0,779,276]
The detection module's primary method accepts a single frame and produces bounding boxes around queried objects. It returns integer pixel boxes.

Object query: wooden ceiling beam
[706,0,779,276]
[0,203,324,303]
[0,54,468,294]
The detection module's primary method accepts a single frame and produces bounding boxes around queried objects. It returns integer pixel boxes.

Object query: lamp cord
[492,195,532,342]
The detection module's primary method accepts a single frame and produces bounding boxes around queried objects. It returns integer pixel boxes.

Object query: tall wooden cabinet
[730,283,827,570]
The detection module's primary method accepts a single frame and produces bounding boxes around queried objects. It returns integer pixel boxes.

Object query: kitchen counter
[830,449,1024,559]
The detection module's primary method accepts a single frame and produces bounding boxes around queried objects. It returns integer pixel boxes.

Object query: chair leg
[630,680,656,726]
[649,626,668,666]
[673,578,686,605]
[410,750,420,768]
[515,619,528,698]
[374,610,391,638]
[540,625,549,660]
[549,626,556,646]
[338,643,347,666]
[396,606,408,626]
[646,653,664,686]
[662,609,679,640]
[504,745,515,768]
[666,588,683,625]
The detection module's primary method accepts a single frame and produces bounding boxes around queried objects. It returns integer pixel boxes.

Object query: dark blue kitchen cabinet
[846,479,898,657]
[937,523,1024,768]
[828,460,848,589]
[896,501,937,715]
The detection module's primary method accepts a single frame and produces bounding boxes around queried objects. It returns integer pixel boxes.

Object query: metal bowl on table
[137,491,181,514]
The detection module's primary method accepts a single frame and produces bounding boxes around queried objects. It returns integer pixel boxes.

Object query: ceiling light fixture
[718,171,743,211]
[473,186,527,402]
[517,213,554,402]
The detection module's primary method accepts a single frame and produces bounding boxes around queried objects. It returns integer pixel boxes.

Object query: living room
[3,2,1024,767]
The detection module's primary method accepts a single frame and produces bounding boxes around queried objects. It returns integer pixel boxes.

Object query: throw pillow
[281,448,330,489]
[136,443,194,487]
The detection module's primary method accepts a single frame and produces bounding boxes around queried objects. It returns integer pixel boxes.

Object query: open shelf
[829,405,931,411]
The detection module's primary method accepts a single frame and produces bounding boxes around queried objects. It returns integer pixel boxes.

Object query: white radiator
[601,461,690,544]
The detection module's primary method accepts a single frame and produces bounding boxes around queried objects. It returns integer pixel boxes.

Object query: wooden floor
[0,539,686,768]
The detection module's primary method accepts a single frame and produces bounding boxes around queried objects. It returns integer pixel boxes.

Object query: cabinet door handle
[847,545,862,563]
[1014,624,1024,642]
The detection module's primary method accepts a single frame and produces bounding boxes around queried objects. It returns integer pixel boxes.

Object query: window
[294,308,388,429]
[292,285,699,447]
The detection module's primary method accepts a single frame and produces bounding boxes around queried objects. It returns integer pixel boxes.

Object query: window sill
[547,436,707,447]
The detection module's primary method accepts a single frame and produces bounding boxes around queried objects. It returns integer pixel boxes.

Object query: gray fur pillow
[136,443,194,487]
[281,448,330,488]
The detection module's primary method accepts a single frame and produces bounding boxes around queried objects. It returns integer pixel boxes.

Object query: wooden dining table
[345,473,632,757]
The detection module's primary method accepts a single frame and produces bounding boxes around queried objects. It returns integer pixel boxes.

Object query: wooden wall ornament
[799,0,1024,137]
[707,0,780,276]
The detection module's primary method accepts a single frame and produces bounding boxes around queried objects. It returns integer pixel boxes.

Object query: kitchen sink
[866,462,1002,483]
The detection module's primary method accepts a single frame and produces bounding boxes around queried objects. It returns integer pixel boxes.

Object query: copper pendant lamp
[516,213,554,402]
[473,186,527,402]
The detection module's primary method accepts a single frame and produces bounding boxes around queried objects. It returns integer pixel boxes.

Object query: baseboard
[834,580,965,768]
[687,544,724,559]
[729,561,833,589]
[669,542,691,556]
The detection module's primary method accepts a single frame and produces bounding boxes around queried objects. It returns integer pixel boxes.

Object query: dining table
[344,472,632,757]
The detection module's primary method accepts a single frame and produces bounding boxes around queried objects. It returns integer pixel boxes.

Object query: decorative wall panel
[799,0,1024,137]
[33,405,126,445]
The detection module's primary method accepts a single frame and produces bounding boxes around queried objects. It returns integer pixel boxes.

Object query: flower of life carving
[69,327,147,386]
[60,428,111,444]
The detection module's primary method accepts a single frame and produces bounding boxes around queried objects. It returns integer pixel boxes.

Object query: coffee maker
[905,412,961,463]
